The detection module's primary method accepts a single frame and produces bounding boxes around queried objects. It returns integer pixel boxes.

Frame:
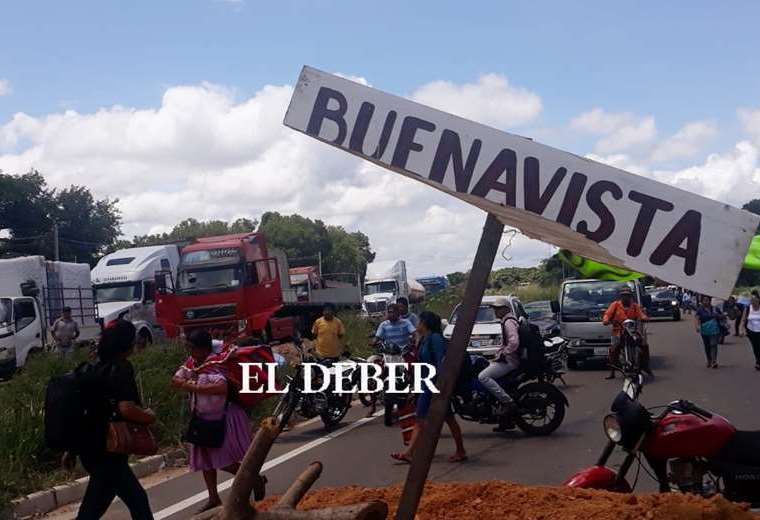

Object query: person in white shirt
[741,292,760,371]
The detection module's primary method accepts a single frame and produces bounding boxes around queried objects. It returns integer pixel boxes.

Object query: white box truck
[0,256,100,377]
[91,245,180,346]
[362,260,425,317]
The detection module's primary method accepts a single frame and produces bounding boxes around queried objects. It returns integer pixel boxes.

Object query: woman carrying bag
[172,330,255,513]
[76,319,155,520]
[695,295,721,369]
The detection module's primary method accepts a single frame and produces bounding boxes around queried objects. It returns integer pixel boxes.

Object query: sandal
[391,452,413,464]
[448,453,468,463]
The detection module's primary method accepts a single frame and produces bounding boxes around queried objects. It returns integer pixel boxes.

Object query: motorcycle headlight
[603,414,623,443]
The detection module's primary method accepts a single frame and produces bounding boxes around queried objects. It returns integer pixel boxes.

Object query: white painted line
[153,411,382,520]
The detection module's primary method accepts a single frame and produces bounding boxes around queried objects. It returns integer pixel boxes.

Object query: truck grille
[183,304,237,321]
[365,301,387,314]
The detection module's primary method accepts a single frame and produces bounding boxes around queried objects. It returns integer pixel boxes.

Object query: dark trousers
[701,334,718,364]
[747,330,760,365]
[77,453,153,520]
[735,316,743,336]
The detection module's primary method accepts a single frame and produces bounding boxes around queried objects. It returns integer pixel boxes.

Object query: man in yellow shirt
[311,303,346,359]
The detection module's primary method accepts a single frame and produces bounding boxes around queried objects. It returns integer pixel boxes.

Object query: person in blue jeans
[695,295,720,368]
[390,311,467,464]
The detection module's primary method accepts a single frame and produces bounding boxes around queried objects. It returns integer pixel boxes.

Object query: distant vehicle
[91,245,180,346]
[288,266,362,308]
[415,275,449,296]
[524,300,560,337]
[443,295,528,358]
[0,256,99,378]
[551,279,650,369]
[646,288,681,321]
[363,261,425,317]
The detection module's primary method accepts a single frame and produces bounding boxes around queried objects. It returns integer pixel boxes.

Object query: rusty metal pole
[395,213,504,520]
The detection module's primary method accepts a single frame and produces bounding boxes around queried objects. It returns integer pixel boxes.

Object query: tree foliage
[116,217,259,250]
[259,212,375,281]
[0,170,121,264]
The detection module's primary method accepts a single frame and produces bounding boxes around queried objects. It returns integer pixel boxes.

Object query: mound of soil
[261,481,756,520]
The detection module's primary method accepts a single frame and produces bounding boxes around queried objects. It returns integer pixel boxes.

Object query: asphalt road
[59,319,760,519]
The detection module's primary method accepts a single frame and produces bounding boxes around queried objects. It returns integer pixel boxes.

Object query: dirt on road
[260,480,756,519]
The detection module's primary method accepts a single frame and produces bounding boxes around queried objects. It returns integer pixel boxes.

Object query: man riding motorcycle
[603,286,651,380]
[477,297,520,418]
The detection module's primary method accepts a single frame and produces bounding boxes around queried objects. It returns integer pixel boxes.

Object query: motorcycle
[565,391,760,506]
[271,341,356,429]
[363,338,414,426]
[451,336,569,436]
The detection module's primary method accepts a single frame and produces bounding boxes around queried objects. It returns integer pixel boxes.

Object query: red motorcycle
[565,392,760,505]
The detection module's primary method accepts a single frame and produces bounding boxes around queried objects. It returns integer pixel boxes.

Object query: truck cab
[91,245,180,346]
[553,279,649,369]
[362,278,400,317]
[0,295,44,378]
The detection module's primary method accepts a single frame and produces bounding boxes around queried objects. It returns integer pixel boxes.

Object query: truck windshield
[451,305,498,324]
[95,282,142,303]
[561,281,634,319]
[524,301,553,320]
[0,298,11,326]
[176,266,243,294]
[366,281,397,295]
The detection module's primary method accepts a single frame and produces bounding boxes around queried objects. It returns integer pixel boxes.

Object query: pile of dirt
[260,481,757,519]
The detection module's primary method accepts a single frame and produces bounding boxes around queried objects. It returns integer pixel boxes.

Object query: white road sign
[284,66,759,297]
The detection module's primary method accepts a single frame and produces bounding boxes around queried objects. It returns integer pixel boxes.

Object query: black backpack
[505,317,545,375]
[44,362,112,454]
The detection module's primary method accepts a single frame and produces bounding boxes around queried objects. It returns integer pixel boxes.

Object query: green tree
[124,217,258,248]
[446,272,467,286]
[0,170,121,264]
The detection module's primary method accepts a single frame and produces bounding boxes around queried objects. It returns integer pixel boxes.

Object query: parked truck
[0,256,99,378]
[154,232,358,342]
[551,278,650,369]
[416,275,450,296]
[288,266,362,308]
[362,260,425,318]
[91,245,180,346]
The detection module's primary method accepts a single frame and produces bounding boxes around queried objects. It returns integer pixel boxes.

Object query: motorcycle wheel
[358,392,377,407]
[321,394,351,428]
[513,382,566,436]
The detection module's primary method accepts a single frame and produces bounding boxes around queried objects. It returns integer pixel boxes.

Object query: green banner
[744,235,760,271]
[557,250,643,281]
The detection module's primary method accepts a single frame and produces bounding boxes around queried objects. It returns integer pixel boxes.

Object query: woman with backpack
[171,330,259,513]
[76,319,155,520]
[695,295,721,369]
[390,311,467,464]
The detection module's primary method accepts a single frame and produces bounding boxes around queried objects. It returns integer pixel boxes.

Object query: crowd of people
[51,283,760,519]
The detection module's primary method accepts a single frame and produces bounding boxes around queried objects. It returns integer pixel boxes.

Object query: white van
[91,245,179,346]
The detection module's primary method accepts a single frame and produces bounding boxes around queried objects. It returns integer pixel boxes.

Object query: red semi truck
[154,232,323,342]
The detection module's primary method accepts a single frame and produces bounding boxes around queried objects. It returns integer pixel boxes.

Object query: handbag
[106,421,158,456]
[183,397,227,449]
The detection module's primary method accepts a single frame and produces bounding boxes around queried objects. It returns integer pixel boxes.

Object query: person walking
[311,303,346,360]
[724,296,744,337]
[390,311,467,464]
[696,295,721,369]
[742,292,760,371]
[75,320,155,520]
[172,329,257,513]
[51,306,80,356]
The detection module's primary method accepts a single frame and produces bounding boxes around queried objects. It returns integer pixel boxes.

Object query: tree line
[0,170,375,281]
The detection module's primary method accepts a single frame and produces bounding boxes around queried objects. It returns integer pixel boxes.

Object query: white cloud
[740,108,760,146]
[571,108,656,154]
[0,80,11,96]
[0,75,551,278]
[650,121,717,162]
[411,74,542,129]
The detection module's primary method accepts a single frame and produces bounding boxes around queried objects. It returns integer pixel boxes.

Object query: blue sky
[1,1,760,275]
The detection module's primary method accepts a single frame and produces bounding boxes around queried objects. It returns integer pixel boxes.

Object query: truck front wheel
[137,329,153,348]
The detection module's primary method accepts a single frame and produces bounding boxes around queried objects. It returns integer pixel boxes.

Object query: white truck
[0,256,100,378]
[362,260,425,318]
[91,245,180,346]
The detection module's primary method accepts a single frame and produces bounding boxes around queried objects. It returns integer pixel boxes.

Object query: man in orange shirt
[602,287,650,380]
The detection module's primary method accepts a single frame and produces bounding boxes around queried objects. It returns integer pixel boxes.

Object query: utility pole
[53,222,60,261]
[318,251,323,277]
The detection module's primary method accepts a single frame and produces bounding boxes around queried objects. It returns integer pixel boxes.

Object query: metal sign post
[395,213,504,519]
